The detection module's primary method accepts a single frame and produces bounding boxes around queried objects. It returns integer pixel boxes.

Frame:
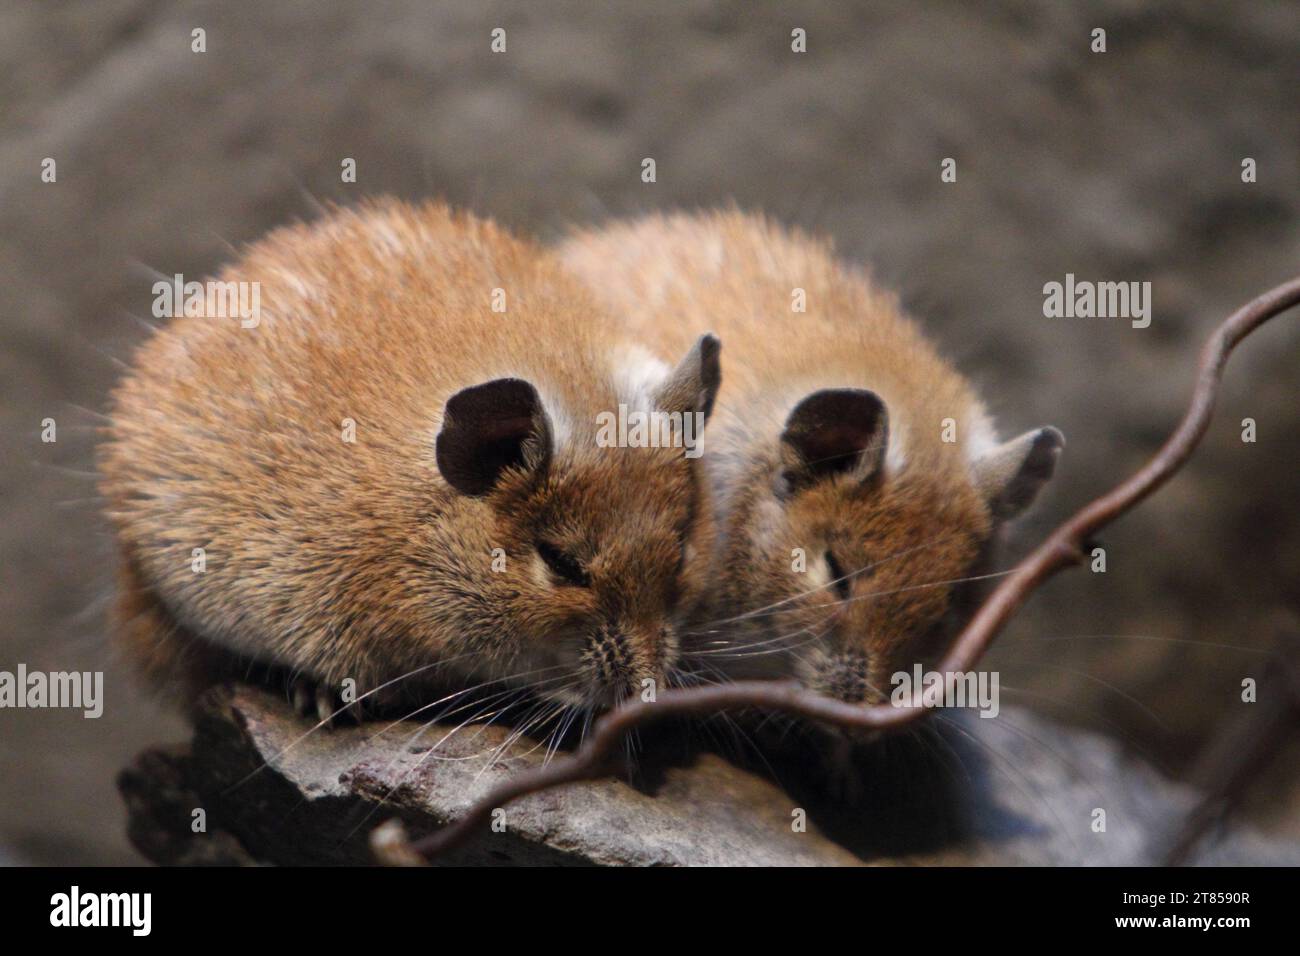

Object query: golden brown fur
[100,200,720,715]
[561,210,1061,702]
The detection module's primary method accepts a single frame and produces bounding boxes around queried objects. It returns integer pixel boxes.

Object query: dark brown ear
[972,426,1064,519]
[435,378,552,496]
[779,388,888,492]
[654,333,722,422]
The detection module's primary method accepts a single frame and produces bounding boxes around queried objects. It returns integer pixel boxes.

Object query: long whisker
[930,712,1082,862]
[995,683,1175,776]
[344,669,589,842]
[999,659,1171,733]
[367,662,574,744]
[225,654,486,791]
[723,568,1017,625]
[687,618,826,656]
[684,529,971,631]
[384,668,581,770]
[996,633,1269,654]
[342,698,528,842]
[470,696,574,781]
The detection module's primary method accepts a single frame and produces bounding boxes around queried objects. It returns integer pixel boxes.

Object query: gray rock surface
[119,684,1299,865]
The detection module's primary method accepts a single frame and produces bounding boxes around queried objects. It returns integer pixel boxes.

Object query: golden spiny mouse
[100,200,721,722]
[561,210,1062,706]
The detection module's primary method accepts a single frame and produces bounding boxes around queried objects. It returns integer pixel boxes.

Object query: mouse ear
[971,426,1064,519]
[653,333,722,422]
[779,388,888,493]
[435,378,553,496]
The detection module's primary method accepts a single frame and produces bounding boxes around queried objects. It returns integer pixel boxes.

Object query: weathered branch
[389,276,1300,864]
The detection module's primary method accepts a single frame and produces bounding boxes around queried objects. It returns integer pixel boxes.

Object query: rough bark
[120,684,1300,866]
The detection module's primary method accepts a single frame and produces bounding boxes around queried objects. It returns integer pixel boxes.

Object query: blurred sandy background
[1,0,1297,864]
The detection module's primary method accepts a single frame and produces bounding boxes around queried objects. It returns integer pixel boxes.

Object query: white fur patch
[610,345,671,412]
[886,420,909,475]
[964,413,1000,464]
[805,549,832,590]
[530,552,552,590]
[533,383,575,448]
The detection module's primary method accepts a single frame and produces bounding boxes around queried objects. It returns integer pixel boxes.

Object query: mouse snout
[580,622,673,708]
[807,650,885,705]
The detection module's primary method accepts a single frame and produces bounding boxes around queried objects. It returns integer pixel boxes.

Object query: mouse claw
[292,681,313,716]
[315,686,337,727]
[287,678,355,727]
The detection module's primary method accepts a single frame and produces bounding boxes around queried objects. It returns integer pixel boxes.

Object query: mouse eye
[537,541,590,587]
[824,550,852,600]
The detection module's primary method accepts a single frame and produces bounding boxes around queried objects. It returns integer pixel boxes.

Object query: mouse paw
[289,678,364,728]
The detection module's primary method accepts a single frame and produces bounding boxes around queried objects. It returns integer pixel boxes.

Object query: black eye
[824,551,852,600]
[537,541,590,587]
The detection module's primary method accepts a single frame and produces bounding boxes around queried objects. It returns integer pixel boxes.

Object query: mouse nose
[816,651,877,704]
[582,623,670,707]
[587,623,633,686]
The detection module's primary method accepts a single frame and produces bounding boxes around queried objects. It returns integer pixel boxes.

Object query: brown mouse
[561,210,1062,705]
[99,200,721,722]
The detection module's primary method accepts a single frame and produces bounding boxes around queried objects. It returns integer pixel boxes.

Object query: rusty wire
[380,276,1300,865]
